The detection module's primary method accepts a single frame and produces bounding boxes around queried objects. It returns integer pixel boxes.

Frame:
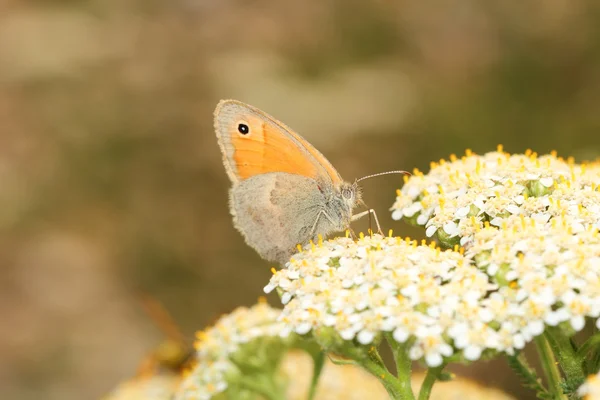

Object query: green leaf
[437,371,455,382]
[327,352,358,366]
[506,353,551,399]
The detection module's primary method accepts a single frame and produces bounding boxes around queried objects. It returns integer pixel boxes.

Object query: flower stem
[307,351,325,400]
[418,363,446,400]
[544,327,585,393]
[385,334,416,400]
[359,347,414,400]
[534,335,566,400]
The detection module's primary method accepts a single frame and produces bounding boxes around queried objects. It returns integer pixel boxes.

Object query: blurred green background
[1,1,600,399]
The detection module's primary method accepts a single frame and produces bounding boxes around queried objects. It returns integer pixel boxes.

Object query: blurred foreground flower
[104,375,181,400]
[579,372,600,400]
[175,301,293,400]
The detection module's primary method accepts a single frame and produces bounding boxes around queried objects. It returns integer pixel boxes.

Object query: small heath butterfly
[214,100,408,264]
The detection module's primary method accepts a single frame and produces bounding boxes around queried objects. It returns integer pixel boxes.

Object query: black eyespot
[238,123,249,135]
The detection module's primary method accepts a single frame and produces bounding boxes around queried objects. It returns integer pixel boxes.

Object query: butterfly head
[338,181,362,211]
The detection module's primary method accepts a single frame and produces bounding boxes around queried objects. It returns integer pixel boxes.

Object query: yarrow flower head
[265,234,504,367]
[388,148,600,337]
[175,301,292,400]
[468,216,600,335]
[391,147,600,248]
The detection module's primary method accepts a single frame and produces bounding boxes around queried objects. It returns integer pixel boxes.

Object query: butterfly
[214,100,407,264]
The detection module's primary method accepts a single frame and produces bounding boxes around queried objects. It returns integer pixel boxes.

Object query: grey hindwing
[229,173,340,263]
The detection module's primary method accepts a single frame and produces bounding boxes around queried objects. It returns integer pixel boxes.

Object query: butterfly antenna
[356,170,411,183]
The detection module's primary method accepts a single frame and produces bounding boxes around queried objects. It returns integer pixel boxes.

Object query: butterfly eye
[237,123,250,135]
[342,188,353,199]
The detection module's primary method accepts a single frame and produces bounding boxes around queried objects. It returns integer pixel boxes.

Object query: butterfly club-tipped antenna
[353,170,411,237]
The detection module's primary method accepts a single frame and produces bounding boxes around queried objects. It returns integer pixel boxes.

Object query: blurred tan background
[1,1,600,399]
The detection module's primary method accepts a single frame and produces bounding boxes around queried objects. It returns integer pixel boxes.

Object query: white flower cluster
[391,148,600,247]
[390,148,600,333]
[175,302,287,400]
[265,235,502,367]
[579,372,600,400]
[468,216,600,333]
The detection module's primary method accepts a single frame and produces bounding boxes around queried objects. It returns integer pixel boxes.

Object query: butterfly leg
[347,226,358,240]
[309,209,336,238]
[351,209,383,235]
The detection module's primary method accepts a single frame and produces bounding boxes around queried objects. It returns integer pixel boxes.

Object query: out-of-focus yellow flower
[579,372,600,400]
[103,375,181,400]
[175,302,291,400]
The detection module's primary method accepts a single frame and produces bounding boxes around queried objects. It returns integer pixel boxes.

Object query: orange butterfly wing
[214,100,342,185]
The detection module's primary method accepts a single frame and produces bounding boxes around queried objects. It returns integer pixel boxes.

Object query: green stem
[361,352,410,399]
[307,351,325,400]
[545,327,585,389]
[386,334,416,399]
[535,335,566,400]
[418,363,446,400]
[347,345,414,400]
